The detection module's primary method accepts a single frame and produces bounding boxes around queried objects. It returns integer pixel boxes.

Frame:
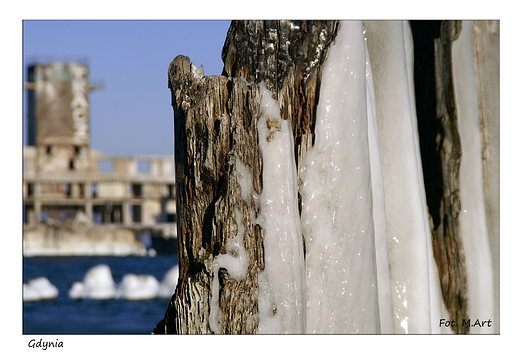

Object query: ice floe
[66,263,179,300]
[23,277,59,302]
[68,264,117,300]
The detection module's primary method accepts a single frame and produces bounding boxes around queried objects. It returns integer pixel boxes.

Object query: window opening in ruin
[27,183,34,197]
[40,210,50,223]
[113,207,122,224]
[23,204,34,224]
[132,204,142,223]
[132,183,142,198]
[46,146,52,156]
[69,159,75,170]
[92,205,105,223]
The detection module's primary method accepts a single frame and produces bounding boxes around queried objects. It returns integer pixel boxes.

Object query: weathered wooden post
[153,21,341,334]
[154,20,499,335]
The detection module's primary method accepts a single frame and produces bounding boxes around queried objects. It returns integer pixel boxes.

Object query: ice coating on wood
[209,207,250,334]
[363,21,445,334]
[364,42,395,334]
[452,20,494,334]
[299,21,380,334]
[162,20,499,335]
[235,157,253,205]
[255,82,306,334]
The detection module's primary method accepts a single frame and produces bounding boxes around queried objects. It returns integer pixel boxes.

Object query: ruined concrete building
[23,60,177,256]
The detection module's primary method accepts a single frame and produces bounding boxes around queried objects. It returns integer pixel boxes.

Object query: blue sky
[23,20,231,156]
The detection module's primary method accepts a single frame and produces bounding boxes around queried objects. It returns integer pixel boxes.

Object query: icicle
[255,82,306,334]
[365,40,395,334]
[300,21,380,334]
[364,20,444,334]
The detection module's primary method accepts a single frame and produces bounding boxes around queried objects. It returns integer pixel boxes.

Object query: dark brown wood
[411,20,469,334]
[154,55,266,334]
[155,21,342,334]
[156,20,483,335]
[222,20,340,172]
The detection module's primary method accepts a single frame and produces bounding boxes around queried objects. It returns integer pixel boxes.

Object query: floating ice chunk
[157,265,180,298]
[68,281,85,299]
[23,277,59,302]
[116,274,160,300]
[68,264,116,300]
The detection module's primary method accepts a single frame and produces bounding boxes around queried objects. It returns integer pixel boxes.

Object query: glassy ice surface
[300,21,379,334]
[255,83,306,334]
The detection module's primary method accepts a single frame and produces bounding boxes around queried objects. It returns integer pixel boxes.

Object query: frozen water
[116,274,160,300]
[363,20,445,334]
[164,20,495,334]
[68,264,116,300]
[23,277,59,302]
[365,41,395,334]
[209,83,306,334]
[67,263,179,301]
[255,82,306,334]
[209,207,251,333]
[452,20,494,334]
[235,157,253,205]
[300,21,379,334]
[157,265,180,299]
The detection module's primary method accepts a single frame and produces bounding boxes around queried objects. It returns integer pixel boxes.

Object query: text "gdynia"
[28,338,64,350]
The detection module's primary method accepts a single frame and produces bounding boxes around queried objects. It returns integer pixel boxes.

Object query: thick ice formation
[255,82,306,334]
[169,20,496,334]
[452,20,494,334]
[23,277,59,302]
[299,21,379,334]
[67,264,179,301]
[365,42,395,334]
[68,264,117,300]
[116,274,160,300]
[363,20,446,334]
[157,265,180,298]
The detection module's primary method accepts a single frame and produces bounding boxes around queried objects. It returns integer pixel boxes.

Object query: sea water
[23,255,178,334]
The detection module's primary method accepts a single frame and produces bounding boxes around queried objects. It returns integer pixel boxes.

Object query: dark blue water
[23,255,177,334]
